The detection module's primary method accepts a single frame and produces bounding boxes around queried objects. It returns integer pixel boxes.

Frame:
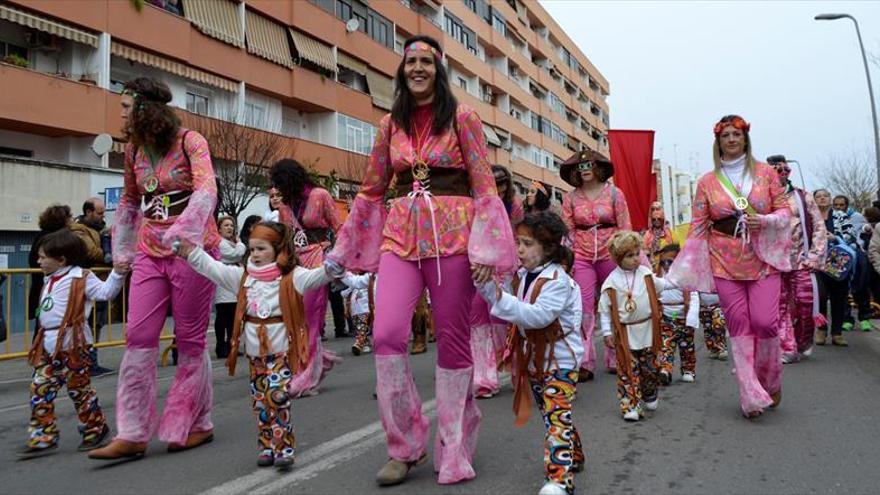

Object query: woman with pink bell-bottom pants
[668,114,792,419]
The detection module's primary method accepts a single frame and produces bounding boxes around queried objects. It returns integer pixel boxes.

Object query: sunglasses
[775,165,791,173]
[577,162,594,171]
[659,259,674,267]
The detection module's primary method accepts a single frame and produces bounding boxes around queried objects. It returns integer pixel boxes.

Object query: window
[245,102,266,127]
[330,0,393,49]
[444,13,477,54]
[549,93,565,115]
[464,0,477,12]
[541,117,551,137]
[0,40,28,62]
[186,92,210,116]
[337,114,377,155]
[0,146,33,158]
[491,12,506,36]
[457,77,468,91]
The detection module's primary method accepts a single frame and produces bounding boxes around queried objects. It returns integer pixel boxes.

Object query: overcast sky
[541,0,880,191]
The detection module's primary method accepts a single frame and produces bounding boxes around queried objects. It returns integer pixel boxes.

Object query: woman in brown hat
[560,150,633,381]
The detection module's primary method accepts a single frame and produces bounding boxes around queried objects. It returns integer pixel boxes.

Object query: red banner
[608,130,656,232]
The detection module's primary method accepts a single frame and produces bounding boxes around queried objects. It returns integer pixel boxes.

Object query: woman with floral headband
[327,36,517,487]
[668,115,792,420]
[643,201,675,270]
[90,77,220,459]
[525,180,552,214]
[560,150,633,381]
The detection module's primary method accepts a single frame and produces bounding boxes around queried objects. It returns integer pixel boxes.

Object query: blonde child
[477,211,584,495]
[598,230,674,422]
[178,221,336,469]
[19,229,128,458]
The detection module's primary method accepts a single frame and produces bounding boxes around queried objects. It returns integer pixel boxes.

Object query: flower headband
[530,180,547,196]
[405,41,442,61]
[713,115,751,136]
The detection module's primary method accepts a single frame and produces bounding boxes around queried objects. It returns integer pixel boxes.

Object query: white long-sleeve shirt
[598,265,673,350]
[659,287,700,328]
[187,247,329,357]
[37,266,126,353]
[482,263,584,371]
[214,238,246,304]
[341,272,374,317]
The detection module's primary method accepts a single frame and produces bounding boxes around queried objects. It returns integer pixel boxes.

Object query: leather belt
[390,167,471,199]
[712,215,741,237]
[574,223,616,231]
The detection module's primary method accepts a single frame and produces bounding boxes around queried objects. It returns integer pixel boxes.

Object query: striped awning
[289,28,336,73]
[483,125,501,147]
[182,0,244,47]
[0,4,97,47]
[365,69,393,111]
[245,10,292,67]
[111,42,238,92]
[337,52,367,75]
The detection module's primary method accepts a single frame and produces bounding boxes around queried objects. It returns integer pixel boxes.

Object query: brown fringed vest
[226,270,310,376]
[505,272,566,427]
[605,274,662,382]
[28,271,90,367]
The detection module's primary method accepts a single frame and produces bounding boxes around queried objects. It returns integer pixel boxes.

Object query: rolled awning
[0,4,97,47]
[337,52,367,75]
[365,69,393,110]
[182,0,244,47]
[111,42,238,92]
[245,10,292,67]
[289,28,336,73]
[483,125,501,147]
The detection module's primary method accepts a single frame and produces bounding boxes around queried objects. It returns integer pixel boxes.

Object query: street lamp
[815,13,880,199]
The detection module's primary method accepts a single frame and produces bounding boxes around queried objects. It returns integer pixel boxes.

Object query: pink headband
[405,41,441,61]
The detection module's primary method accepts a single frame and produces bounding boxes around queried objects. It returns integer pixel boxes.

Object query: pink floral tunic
[329,104,517,273]
[784,188,827,271]
[112,128,220,262]
[561,184,632,262]
[669,162,792,292]
[278,186,342,269]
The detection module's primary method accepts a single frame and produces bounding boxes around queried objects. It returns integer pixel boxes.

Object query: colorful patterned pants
[530,369,584,495]
[28,348,106,448]
[352,314,372,351]
[616,348,659,414]
[699,305,728,355]
[779,270,816,354]
[249,354,295,460]
[659,317,696,376]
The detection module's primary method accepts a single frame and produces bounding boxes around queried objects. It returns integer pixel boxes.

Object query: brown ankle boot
[88,439,147,460]
[168,430,214,452]
[410,330,427,355]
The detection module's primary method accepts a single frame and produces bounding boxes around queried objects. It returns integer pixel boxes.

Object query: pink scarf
[247,261,281,282]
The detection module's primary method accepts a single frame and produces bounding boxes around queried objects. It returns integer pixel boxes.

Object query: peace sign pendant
[734,196,749,211]
[39,296,54,314]
[145,176,159,193]
[412,160,430,182]
[624,297,637,314]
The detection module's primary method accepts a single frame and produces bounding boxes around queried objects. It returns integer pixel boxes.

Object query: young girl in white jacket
[477,211,584,495]
[177,221,336,470]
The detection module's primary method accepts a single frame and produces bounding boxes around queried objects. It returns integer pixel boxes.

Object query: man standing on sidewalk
[70,197,114,376]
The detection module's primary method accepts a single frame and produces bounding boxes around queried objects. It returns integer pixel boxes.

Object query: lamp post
[815,13,880,199]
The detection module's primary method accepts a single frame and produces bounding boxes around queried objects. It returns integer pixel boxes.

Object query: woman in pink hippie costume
[766,155,827,363]
[560,150,633,381]
[470,164,524,399]
[90,77,220,459]
[269,159,343,398]
[326,36,517,486]
[667,115,792,419]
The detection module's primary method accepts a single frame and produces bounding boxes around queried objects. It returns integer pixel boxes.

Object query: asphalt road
[1,328,879,495]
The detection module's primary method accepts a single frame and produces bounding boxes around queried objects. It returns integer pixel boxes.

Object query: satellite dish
[91,133,113,157]
[345,18,359,33]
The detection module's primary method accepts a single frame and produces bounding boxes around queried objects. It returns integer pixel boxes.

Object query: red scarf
[247,261,281,282]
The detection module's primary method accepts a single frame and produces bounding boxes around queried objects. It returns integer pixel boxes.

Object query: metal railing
[1,267,174,361]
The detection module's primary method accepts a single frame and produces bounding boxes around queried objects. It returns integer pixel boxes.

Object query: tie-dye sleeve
[162,131,218,247]
[111,144,144,264]
[327,115,393,272]
[457,106,518,274]
[668,176,714,292]
[753,165,792,272]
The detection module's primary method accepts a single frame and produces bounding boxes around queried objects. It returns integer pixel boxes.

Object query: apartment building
[0,0,610,248]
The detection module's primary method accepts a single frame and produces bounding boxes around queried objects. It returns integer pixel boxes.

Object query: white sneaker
[681,372,695,383]
[801,346,813,358]
[644,399,659,411]
[781,353,798,364]
[538,481,568,495]
[623,408,640,422]
[717,350,729,360]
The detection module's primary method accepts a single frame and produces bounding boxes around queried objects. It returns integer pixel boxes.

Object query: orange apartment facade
[0,0,610,237]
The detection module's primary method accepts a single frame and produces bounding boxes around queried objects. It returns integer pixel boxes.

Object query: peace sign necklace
[143,147,161,193]
[411,120,432,183]
[623,271,637,313]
